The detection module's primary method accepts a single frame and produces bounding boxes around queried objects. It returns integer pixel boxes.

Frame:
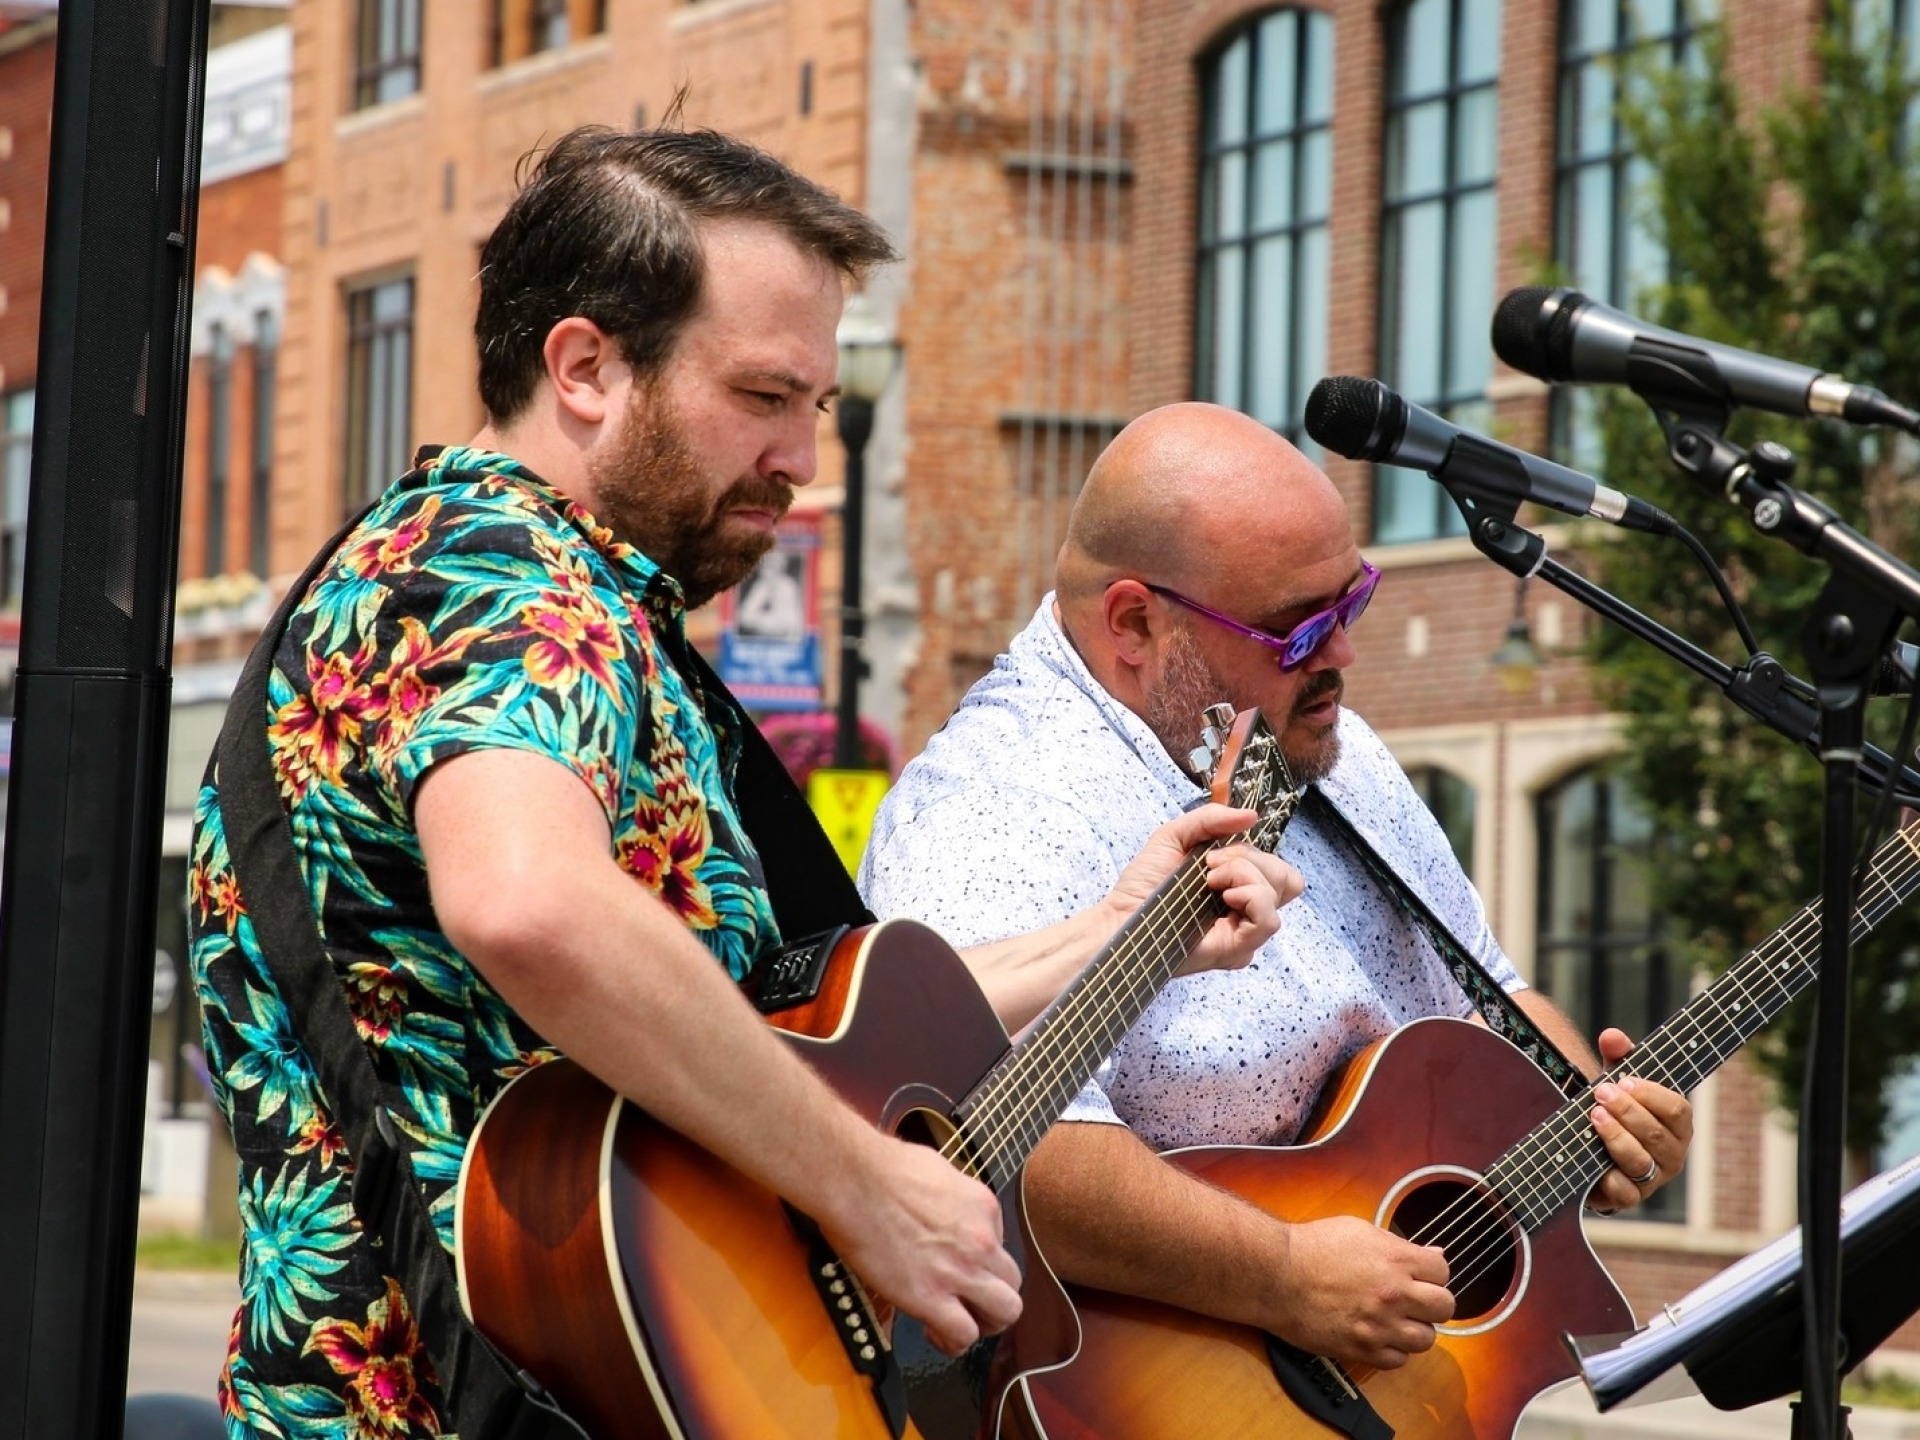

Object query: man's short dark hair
[476,122,898,421]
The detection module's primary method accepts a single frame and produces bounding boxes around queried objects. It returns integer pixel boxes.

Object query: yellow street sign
[806,767,892,876]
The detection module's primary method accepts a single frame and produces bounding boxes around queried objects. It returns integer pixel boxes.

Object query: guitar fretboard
[1488,824,1920,1227]
[942,733,1299,1190]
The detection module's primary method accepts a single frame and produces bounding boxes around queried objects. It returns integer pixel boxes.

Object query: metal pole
[0,2,208,1435]
[834,395,874,769]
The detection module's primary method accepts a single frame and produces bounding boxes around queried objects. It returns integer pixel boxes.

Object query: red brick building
[897,0,1916,1352]
[8,0,1913,1371]
[224,0,1920,1357]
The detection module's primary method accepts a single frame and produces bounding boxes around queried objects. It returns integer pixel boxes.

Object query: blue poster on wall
[718,513,824,712]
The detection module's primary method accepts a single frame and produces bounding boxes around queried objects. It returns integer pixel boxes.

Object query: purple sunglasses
[1146,558,1380,672]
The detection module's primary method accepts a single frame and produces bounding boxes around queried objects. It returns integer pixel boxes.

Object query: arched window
[1376,0,1501,544]
[1535,764,1681,1219]
[1552,0,1713,467]
[1405,764,1476,875]
[1195,9,1335,445]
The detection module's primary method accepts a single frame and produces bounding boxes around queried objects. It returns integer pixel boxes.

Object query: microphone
[1875,641,1920,696]
[1492,286,1920,433]
[1304,375,1675,535]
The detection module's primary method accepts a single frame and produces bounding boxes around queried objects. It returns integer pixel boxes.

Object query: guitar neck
[1490,825,1920,1228]
[951,799,1297,1191]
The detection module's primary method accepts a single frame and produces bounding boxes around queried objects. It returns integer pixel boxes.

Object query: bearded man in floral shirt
[187,122,1297,1438]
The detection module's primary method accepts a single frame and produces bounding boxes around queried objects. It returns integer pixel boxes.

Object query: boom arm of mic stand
[1460,502,1920,805]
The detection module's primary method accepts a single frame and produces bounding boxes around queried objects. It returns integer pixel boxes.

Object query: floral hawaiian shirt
[188,446,780,1437]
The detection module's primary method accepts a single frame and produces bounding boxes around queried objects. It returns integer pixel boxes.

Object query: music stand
[1565,1154,1920,1413]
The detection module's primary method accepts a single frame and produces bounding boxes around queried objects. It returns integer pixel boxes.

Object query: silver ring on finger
[1630,1158,1659,1187]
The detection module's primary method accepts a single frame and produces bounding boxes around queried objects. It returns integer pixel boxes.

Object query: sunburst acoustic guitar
[1015,820,1920,1440]
[454,705,1302,1440]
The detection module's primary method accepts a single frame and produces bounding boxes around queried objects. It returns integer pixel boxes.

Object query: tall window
[354,0,422,110]
[1,390,32,610]
[1406,763,1477,874]
[344,277,415,511]
[250,309,278,577]
[492,0,606,66]
[1536,765,1682,1219]
[1552,0,1712,466]
[1377,0,1502,544]
[205,323,233,578]
[1195,9,1334,445]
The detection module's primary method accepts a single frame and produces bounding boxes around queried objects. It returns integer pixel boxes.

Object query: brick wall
[278,0,872,587]
[0,22,54,397]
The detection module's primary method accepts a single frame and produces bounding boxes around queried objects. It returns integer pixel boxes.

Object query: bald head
[1057,403,1348,607]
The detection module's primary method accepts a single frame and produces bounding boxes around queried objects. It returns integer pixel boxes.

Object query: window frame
[1405,763,1478,876]
[205,323,234,578]
[0,390,32,611]
[1549,0,1711,463]
[353,0,423,111]
[250,308,278,578]
[342,275,416,515]
[1534,764,1682,1221]
[1193,7,1336,447]
[1375,0,1504,544]
[489,0,606,68]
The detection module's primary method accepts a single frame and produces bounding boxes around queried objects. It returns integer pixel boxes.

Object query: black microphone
[1874,640,1920,696]
[1304,375,1675,535]
[1492,286,1920,433]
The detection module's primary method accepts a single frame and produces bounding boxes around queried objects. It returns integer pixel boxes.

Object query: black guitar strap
[1302,785,1586,1100]
[213,484,867,1437]
[668,634,876,942]
[215,502,591,1439]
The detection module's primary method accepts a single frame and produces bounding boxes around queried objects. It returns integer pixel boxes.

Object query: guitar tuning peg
[1195,702,1234,764]
[1186,745,1216,781]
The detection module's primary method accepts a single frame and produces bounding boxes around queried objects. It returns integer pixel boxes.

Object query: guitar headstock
[1189,704,1304,843]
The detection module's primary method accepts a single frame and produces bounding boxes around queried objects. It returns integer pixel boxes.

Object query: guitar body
[456,919,1078,1440]
[1017,1017,1635,1440]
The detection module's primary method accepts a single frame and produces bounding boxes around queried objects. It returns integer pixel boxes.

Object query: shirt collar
[1027,595,1207,805]
[406,444,689,620]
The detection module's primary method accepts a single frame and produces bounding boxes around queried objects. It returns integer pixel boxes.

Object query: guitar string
[938,740,1295,1177]
[1335,829,1920,1392]
[1400,828,1920,1310]
[1479,827,1920,1228]
[970,787,1303,1174]
[941,791,1296,1180]
[937,747,1298,1180]
[937,827,1236,1178]
[1419,831,1920,1302]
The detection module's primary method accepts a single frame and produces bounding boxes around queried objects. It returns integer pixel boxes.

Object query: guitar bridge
[782,1202,910,1438]
[1265,1335,1394,1440]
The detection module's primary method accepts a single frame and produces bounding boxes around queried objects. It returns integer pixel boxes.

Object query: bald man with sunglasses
[859,402,1692,1373]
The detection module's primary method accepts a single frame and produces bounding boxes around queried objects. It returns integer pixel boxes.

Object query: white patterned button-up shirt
[859,598,1525,1150]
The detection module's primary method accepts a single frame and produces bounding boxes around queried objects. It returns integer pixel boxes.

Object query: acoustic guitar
[455,706,1302,1440]
[1015,820,1920,1440]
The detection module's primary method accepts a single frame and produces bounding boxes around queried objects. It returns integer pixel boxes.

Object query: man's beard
[588,391,789,609]
[1145,622,1343,785]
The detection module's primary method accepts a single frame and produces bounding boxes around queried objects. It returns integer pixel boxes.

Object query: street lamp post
[833,296,900,769]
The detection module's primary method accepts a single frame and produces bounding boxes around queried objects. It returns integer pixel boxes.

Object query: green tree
[1584,0,1920,1152]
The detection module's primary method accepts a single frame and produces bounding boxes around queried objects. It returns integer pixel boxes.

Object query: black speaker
[0,1,210,1434]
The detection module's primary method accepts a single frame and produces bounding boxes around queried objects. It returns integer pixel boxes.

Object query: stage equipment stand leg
[1799,566,1895,1440]
[1793,1401,1852,1440]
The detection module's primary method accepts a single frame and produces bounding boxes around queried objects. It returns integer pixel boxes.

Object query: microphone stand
[1658,413,1920,1440]
[1439,489,1920,805]
[1438,415,1920,1440]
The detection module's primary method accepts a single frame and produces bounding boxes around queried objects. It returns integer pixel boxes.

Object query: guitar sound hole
[1387,1179,1518,1322]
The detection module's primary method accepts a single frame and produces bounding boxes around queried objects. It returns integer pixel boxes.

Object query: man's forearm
[1022,1120,1293,1328]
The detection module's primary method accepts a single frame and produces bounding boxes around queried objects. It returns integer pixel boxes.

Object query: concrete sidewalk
[1522,1382,1920,1439]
